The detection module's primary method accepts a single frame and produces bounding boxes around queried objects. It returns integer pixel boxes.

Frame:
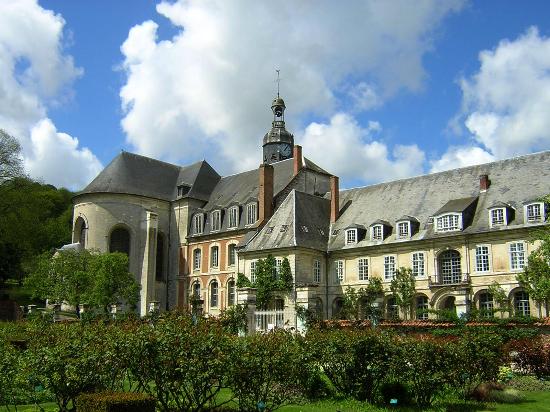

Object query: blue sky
[2,0,550,190]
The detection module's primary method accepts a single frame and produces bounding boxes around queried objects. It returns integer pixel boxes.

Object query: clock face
[279,143,292,157]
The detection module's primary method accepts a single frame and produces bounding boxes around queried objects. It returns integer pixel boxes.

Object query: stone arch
[509,287,531,317]
[332,297,344,319]
[73,215,88,247]
[415,293,429,320]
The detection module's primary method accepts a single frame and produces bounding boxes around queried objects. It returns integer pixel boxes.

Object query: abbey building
[72,95,549,323]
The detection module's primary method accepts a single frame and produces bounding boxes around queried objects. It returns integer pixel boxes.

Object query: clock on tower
[262,96,294,164]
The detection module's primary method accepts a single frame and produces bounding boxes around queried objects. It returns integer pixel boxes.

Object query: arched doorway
[332,297,344,319]
[74,216,87,247]
[441,296,456,314]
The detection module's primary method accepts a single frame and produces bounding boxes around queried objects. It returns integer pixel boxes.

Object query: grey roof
[58,243,83,251]
[243,190,330,252]
[77,151,220,202]
[329,150,550,250]
[434,197,478,215]
[397,215,419,222]
[487,201,510,209]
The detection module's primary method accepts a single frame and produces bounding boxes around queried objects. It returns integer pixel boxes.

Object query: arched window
[479,292,494,318]
[109,227,130,256]
[438,250,461,284]
[514,291,530,317]
[210,281,219,308]
[386,297,398,320]
[74,217,87,247]
[314,298,324,320]
[441,296,456,316]
[332,298,344,319]
[155,233,165,281]
[192,282,201,300]
[193,248,201,271]
[227,280,236,306]
[416,296,429,320]
[211,246,219,268]
[228,244,236,266]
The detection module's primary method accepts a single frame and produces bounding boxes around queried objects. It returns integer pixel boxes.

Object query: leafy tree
[25,250,140,314]
[340,278,383,321]
[247,255,293,310]
[488,281,510,318]
[390,267,416,320]
[0,129,24,183]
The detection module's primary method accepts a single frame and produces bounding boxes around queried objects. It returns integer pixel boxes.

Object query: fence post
[237,287,257,335]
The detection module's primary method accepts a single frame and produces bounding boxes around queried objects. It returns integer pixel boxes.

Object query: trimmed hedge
[75,392,155,412]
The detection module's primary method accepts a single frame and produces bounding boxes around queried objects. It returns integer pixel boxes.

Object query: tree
[245,255,293,310]
[0,129,23,183]
[487,281,510,318]
[517,195,550,317]
[341,278,383,321]
[26,250,140,314]
[390,267,416,320]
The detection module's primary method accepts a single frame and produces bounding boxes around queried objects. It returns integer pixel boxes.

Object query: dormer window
[490,208,506,227]
[192,213,204,235]
[177,184,190,197]
[525,202,544,223]
[228,206,239,228]
[371,224,383,241]
[345,229,357,245]
[211,210,221,232]
[435,213,461,232]
[246,202,258,225]
[397,222,410,239]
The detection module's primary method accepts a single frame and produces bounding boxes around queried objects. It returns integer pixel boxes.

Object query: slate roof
[328,150,550,251]
[76,151,221,202]
[243,190,330,252]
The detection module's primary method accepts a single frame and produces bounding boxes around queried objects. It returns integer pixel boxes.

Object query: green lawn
[3,391,550,412]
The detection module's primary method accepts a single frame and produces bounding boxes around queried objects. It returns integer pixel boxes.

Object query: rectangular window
[193,249,201,271]
[250,261,257,283]
[490,208,505,226]
[228,206,239,228]
[335,261,344,284]
[358,258,369,281]
[313,259,321,283]
[384,256,396,281]
[475,245,490,272]
[274,258,282,279]
[372,225,383,240]
[509,242,525,270]
[526,204,542,223]
[436,214,460,232]
[346,229,357,244]
[210,282,218,307]
[193,214,204,234]
[211,246,219,268]
[211,210,221,231]
[228,244,236,266]
[246,203,257,225]
[397,222,409,238]
[412,252,425,277]
[228,281,235,306]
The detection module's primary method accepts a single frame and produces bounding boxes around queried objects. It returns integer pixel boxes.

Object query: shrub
[506,375,550,391]
[380,381,410,406]
[228,330,313,411]
[508,337,550,379]
[75,392,155,412]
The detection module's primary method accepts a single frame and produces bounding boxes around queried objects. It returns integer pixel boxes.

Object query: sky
[1,0,550,191]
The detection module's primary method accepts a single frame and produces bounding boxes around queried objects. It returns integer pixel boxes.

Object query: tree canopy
[0,129,23,183]
[390,267,416,320]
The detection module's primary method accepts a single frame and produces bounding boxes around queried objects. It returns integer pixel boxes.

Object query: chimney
[330,175,339,223]
[479,174,490,192]
[293,145,303,176]
[258,163,274,223]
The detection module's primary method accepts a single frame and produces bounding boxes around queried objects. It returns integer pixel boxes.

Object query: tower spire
[275,69,281,98]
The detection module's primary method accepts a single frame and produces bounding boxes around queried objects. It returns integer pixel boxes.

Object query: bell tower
[262,71,294,164]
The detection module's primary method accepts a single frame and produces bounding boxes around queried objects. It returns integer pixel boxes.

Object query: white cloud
[430,146,495,173]
[301,113,425,184]
[120,0,464,176]
[458,27,550,159]
[24,119,103,189]
[0,0,101,189]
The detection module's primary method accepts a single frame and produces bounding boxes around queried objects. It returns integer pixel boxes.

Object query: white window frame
[345,229,357,245]
[524,202,544,224]
[489,208,507,227]
[193,213,204,235]
[210,281,219,308]
[227,279,236,306]
[384,255,396,281]
[227,243,237,267]
[397,221,410,239]
[250,261,257,283]
[210,245,219,269]
[228,206,239,229]
[246,202,258,226]
[358,258,369,281]
[371,224,383,241]
[211,210,221,232]
[335,260,344,284]
[435,213,462,232]
[192,248,201,271]
[411,252,425,277]
[475,244,491,273]
[313,259,321,283]
[274,258,283,279]
[509,241,526,271]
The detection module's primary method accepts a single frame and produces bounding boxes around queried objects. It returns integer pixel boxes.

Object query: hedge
[75,392,155,412]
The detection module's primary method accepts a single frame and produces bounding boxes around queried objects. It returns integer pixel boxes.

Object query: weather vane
[275,69,281,97]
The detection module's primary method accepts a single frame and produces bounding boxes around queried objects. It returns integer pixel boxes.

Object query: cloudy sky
[2,0,550,190]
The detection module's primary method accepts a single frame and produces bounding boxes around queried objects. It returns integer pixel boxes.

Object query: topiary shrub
[75,392,155,412]
[507,337,550,379]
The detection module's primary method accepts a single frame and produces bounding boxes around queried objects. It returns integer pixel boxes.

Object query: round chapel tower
[262,97,294,164]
